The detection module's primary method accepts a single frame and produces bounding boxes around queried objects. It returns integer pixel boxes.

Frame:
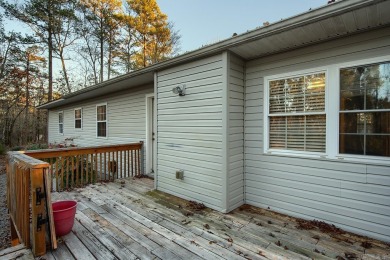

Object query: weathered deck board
[61,232,95,259]
[42,177,390,260]
[51,242,75,260]
[80,187,230,259]
[0,244,34,260]
[75,211,139,260]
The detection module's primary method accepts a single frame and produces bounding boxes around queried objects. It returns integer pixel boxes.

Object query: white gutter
[37,98,65,109]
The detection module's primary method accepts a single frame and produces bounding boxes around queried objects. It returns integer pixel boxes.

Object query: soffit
[229,0,390,60]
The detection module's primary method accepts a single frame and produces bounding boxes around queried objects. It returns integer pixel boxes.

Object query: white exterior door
[145,94,155,175]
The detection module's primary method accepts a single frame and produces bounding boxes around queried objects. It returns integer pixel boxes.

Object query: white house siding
[48,84,153,146]
[156,54,225,211]
[244,27,390,242]
[48,85,153,176]
[227,53,245,211]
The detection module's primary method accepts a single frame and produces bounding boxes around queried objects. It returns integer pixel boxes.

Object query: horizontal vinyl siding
[244,27,390,242]
[227,54,245,211]
[48,85,153,146]
[156,54,224,211]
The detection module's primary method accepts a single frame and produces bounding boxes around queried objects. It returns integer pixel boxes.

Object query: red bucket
[52,200,77,236]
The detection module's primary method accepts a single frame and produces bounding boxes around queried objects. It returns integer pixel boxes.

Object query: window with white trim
[267,72,326,153]
[96,104,107,137]
[75,108,82,129]
[265,58,390,161]
[59,111,64,134]
[339,62,390,157]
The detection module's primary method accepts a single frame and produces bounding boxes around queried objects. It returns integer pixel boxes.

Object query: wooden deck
[0,243,34,259]
[37,177,390,260]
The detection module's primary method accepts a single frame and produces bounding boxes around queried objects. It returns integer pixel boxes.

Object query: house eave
[39,0,390,110]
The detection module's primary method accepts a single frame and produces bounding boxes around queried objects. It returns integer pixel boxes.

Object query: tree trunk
[100,18,104,83]
[6,108,25,147]
[48,0,53,101]
[60,50,71,93]
[143,36,146,68]
[107,31,112,80]
[25,55,30,145]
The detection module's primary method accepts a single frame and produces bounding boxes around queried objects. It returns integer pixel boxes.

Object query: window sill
[265,150,327,159]
[263,150,390,166]
[335,154,390,167]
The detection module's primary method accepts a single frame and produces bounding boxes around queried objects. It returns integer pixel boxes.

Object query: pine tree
[0,0,76,101]
[126,0,180,69]
[78,0,123,82]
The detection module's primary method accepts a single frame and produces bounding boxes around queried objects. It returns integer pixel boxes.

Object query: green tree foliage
[0,20,47,147]
[0,0,78,101]
[78,0,123,82]
[0,0,180,147]
[52,0,80,93]
[126,0,179,69]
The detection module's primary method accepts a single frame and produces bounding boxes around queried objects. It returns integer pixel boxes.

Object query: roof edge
[39,0,379,110]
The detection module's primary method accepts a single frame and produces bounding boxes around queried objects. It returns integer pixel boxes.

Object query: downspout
[221,51,229,213]
[243,61,247,204]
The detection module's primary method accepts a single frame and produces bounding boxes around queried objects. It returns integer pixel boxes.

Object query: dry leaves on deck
[187,201,206,211]
[296,219,346,235]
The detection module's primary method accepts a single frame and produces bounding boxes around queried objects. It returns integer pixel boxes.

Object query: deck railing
[6,152,56,256]
[25,142,144,191]
[6,142,144,256]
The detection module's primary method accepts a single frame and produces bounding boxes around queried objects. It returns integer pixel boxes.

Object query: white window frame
[334,55,390,164]
[96,103,107,138]
[263,55,390,165]
[58,111,64,135]
[264,67,329,158]
[74,108,82,130]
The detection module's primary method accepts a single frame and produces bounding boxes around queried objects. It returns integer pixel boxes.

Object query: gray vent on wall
[176,170,184,180]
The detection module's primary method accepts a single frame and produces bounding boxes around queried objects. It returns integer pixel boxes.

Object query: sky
[4,0,328,54]
[157,0,328,53]
[2,0,328,83]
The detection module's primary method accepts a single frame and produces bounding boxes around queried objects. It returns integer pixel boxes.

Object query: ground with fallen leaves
[0,155,10,250]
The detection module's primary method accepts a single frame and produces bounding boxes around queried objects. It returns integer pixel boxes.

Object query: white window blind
[268,73,326,152]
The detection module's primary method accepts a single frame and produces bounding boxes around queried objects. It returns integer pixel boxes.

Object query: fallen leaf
[344,252,357,259]
[361,241,372,249]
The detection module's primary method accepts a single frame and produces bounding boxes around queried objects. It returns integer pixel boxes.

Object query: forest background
[0,0,180,149]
